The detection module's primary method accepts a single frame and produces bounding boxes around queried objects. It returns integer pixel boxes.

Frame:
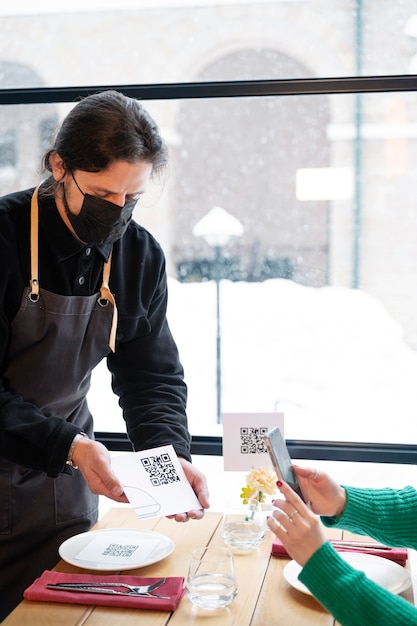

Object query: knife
[331,540,392,550]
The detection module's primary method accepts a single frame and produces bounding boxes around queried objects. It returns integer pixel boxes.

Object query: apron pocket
[54,471,98,526]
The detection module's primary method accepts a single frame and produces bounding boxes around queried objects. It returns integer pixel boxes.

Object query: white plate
[58,528,175,571]
[284,552,411,596]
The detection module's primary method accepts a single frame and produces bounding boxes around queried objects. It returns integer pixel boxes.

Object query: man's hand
[71,437,129,503]
[167,457,210,522]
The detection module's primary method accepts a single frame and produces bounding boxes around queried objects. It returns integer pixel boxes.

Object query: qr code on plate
[240,426,268,454]
[102,543,139,558]
[141,452,180,486]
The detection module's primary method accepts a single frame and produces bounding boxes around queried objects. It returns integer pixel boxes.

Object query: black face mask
[62,173,137,245]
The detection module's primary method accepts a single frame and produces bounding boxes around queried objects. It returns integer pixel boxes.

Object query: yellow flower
[240,467,277,504]
[240,485,253,504]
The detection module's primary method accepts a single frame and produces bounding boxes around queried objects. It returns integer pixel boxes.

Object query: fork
[46,577,166,595]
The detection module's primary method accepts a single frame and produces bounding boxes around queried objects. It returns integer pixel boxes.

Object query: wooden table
[3,508,415,626]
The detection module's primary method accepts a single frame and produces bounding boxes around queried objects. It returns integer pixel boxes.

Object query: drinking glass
[221,499,267,551]
[185,546,238,610]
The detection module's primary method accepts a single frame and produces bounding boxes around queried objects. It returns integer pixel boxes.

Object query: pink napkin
[24,570,185,611]
[271,538,408,566]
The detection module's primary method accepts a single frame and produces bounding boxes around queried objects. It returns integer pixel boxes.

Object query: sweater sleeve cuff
[321,485,359,528]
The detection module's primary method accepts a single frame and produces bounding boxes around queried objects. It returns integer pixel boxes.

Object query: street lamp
[193,206,244,423]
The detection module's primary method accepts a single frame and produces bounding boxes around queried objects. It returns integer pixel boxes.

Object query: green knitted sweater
[298,485,417,625]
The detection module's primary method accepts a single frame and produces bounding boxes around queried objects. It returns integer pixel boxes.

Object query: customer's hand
[294,466,347,517]
[267,479,327,566]
[166,457,210,522]
[72,437,129,503]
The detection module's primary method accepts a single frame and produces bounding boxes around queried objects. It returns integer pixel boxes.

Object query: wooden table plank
[84,607,172,626]
[255,556,334,626]
[168,523,275,625]
[2,602,94,626]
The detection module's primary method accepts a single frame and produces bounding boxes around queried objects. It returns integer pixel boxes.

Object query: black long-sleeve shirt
[0,186,191,477]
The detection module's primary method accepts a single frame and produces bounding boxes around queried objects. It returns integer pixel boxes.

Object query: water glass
[221,499,267,551]
[185,546,238,610]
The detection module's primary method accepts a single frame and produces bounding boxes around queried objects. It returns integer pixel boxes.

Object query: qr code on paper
[102,543,139,558]
[240,426,268,454]
[141,452,180,486]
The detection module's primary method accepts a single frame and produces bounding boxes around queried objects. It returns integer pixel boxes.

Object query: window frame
[2,73,417,464]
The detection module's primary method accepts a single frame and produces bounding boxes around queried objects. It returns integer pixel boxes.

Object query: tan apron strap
[100,248,118,352]
[30,186,40,300]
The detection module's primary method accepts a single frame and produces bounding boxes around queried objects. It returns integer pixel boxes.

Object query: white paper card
[112,445,201,519]
[222,412,285,471]
[75,533,160,565]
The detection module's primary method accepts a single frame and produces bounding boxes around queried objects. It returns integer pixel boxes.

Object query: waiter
[0,90,209,619]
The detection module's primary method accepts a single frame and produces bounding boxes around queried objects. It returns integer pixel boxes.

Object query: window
[2,1,417,462]
[0,129,16,167]
[88,88,417,450]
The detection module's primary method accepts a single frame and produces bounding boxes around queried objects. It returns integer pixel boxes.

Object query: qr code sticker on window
[240,426,268,454]
[141,452,180,486]
[102,543,139,558]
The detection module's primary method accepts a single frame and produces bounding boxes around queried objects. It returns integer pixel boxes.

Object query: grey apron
[0,186,117,619]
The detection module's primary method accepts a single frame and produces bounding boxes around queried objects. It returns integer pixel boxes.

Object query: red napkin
[271,538,408,566]
[24,570,185,611]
